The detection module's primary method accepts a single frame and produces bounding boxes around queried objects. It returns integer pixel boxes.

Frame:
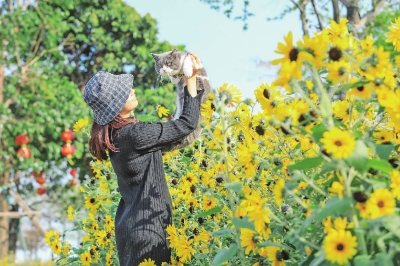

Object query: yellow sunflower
[138,258,157,266]
[390,170,400,199]
[320,128,356,159]
[51,239,62,255]
[323,229,357,265]
[240,228,259,255]
[366,188,395,219]
[273,179,285,206]
[157,105,170,118]
[217,83,242,107]
[386,17,400,51]
[67,205,74,221]
[326,60,351,85]
[373,129,395,144]
[80,251,92,266]
[73,118,89,132]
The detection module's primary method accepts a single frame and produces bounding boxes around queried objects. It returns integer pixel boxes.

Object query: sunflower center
[378,200,384,208]
[90,198,95,204]
[329,48,342,61]
[357,86,364,92]
[263,89,270,99]
[334,140,342,146]
[337,243,344,251]
[289,48,299,61]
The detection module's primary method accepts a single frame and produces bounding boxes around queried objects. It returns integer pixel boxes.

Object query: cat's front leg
[173,94,182,120]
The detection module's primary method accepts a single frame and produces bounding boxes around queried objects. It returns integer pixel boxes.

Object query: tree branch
[290,0,311,36]
[332,0,340,23]
[355,0,386,31]
[311,0,324,31]
[339,0,353,7]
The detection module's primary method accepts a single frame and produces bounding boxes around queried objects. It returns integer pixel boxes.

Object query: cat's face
[152,49,182,76]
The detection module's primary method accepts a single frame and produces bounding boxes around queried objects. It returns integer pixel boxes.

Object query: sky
[127,0,303,101]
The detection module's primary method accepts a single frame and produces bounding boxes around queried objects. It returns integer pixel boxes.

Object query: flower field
[46,18,400,265]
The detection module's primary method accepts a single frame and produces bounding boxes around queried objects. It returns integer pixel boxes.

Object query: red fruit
[17,147,31,159]
[69,178,78,187]
[32,170,44,179]
[69,168,78,177]
[61,144,75,157]
[37,187,46,195]
[61,129,74,142]
[35,176,46,185]
[15,134,29,146]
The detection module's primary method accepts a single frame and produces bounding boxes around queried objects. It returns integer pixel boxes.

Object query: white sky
[127,0,303,100]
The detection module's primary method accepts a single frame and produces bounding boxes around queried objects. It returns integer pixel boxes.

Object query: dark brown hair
[88,115,138,161]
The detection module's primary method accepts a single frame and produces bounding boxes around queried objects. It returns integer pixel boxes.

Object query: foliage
[47,17,400,265]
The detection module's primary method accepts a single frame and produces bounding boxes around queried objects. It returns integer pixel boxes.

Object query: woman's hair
[88,115,138,161]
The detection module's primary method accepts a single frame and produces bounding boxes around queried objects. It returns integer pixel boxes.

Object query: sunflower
[62,241,71,256]
[386,17,400,51]
[297,35,327,69]
[67,205,74,221]
[175,236,196,263]
[51,239,62,255]
[157,105,170,118]
[346,82,373,99]
[366,188,395,219]
[327,60,351,85]
[202,195,217,211]
[80,251,92,266]
[273,179,285,206]
[138,258,157,266]
[323,229,357,265]
[329,181,344,198]
[73,118,89,132]
[240,228,259,255]
[373,129,395,144]
[390,170,400,199]
[326,18,349,43]
[217,83,242,107]
[254,83,283,115]
[85,196,99,213]
[320,128,356,159]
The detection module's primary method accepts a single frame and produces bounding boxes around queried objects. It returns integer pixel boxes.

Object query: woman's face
[120,89,138,116]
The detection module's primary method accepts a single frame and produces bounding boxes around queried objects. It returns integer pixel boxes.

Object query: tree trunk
[0,170,10,259]
[8,204,19,254]
[332,0,340,23]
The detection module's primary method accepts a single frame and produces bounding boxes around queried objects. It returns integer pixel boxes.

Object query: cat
[151,49,212,152]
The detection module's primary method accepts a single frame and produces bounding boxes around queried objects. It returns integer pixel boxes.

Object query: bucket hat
[83,71,134,125]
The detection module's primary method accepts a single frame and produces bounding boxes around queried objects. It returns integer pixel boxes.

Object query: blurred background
[0,0,398,264]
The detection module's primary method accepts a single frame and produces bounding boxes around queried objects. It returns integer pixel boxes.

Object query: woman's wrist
[185,75,197,97]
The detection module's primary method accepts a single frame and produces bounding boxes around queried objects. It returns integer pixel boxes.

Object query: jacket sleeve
[129,86,204,152]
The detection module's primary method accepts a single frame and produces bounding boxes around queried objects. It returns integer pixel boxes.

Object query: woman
[83,53,204,265]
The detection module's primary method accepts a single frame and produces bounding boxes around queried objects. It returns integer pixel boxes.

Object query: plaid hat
[83,71,134,125]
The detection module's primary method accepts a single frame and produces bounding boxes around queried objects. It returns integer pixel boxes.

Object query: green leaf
[366,159,393,173]
[212,243,238,266]
[376,144,394,160]
[338,80,369,92]
[354,255,374,266]
[231,217,255,231]
[224,182,242,193]
[196,206,223,218]
[137,114,158,122]
[374,253,394,266]
[316,196,352,222]
[288,157,324,171]
[257,241,289,249]
[311,124,327,142]
[211,229,233,237]
[346,140,369,172]
[180,157,192,163]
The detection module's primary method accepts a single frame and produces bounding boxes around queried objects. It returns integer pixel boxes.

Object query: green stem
[220,95,247,264]
[341,165,368,255]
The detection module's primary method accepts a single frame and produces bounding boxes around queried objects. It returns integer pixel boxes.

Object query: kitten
[151,49,212,152]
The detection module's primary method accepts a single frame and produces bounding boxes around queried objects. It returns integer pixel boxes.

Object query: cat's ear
[151,53,160,61]
[170,48,178,55]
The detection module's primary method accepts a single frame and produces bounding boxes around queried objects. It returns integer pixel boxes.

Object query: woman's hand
[185,52,203,97]
[188,52,203,77]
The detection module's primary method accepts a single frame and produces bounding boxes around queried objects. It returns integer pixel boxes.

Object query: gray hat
[83,71,134,125]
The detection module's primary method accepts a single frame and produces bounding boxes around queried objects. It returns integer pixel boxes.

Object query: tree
[0,0,180,259]
[199,0,397,36]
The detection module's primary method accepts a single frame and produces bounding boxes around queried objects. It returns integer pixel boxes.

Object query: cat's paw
[182,55,193,78]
